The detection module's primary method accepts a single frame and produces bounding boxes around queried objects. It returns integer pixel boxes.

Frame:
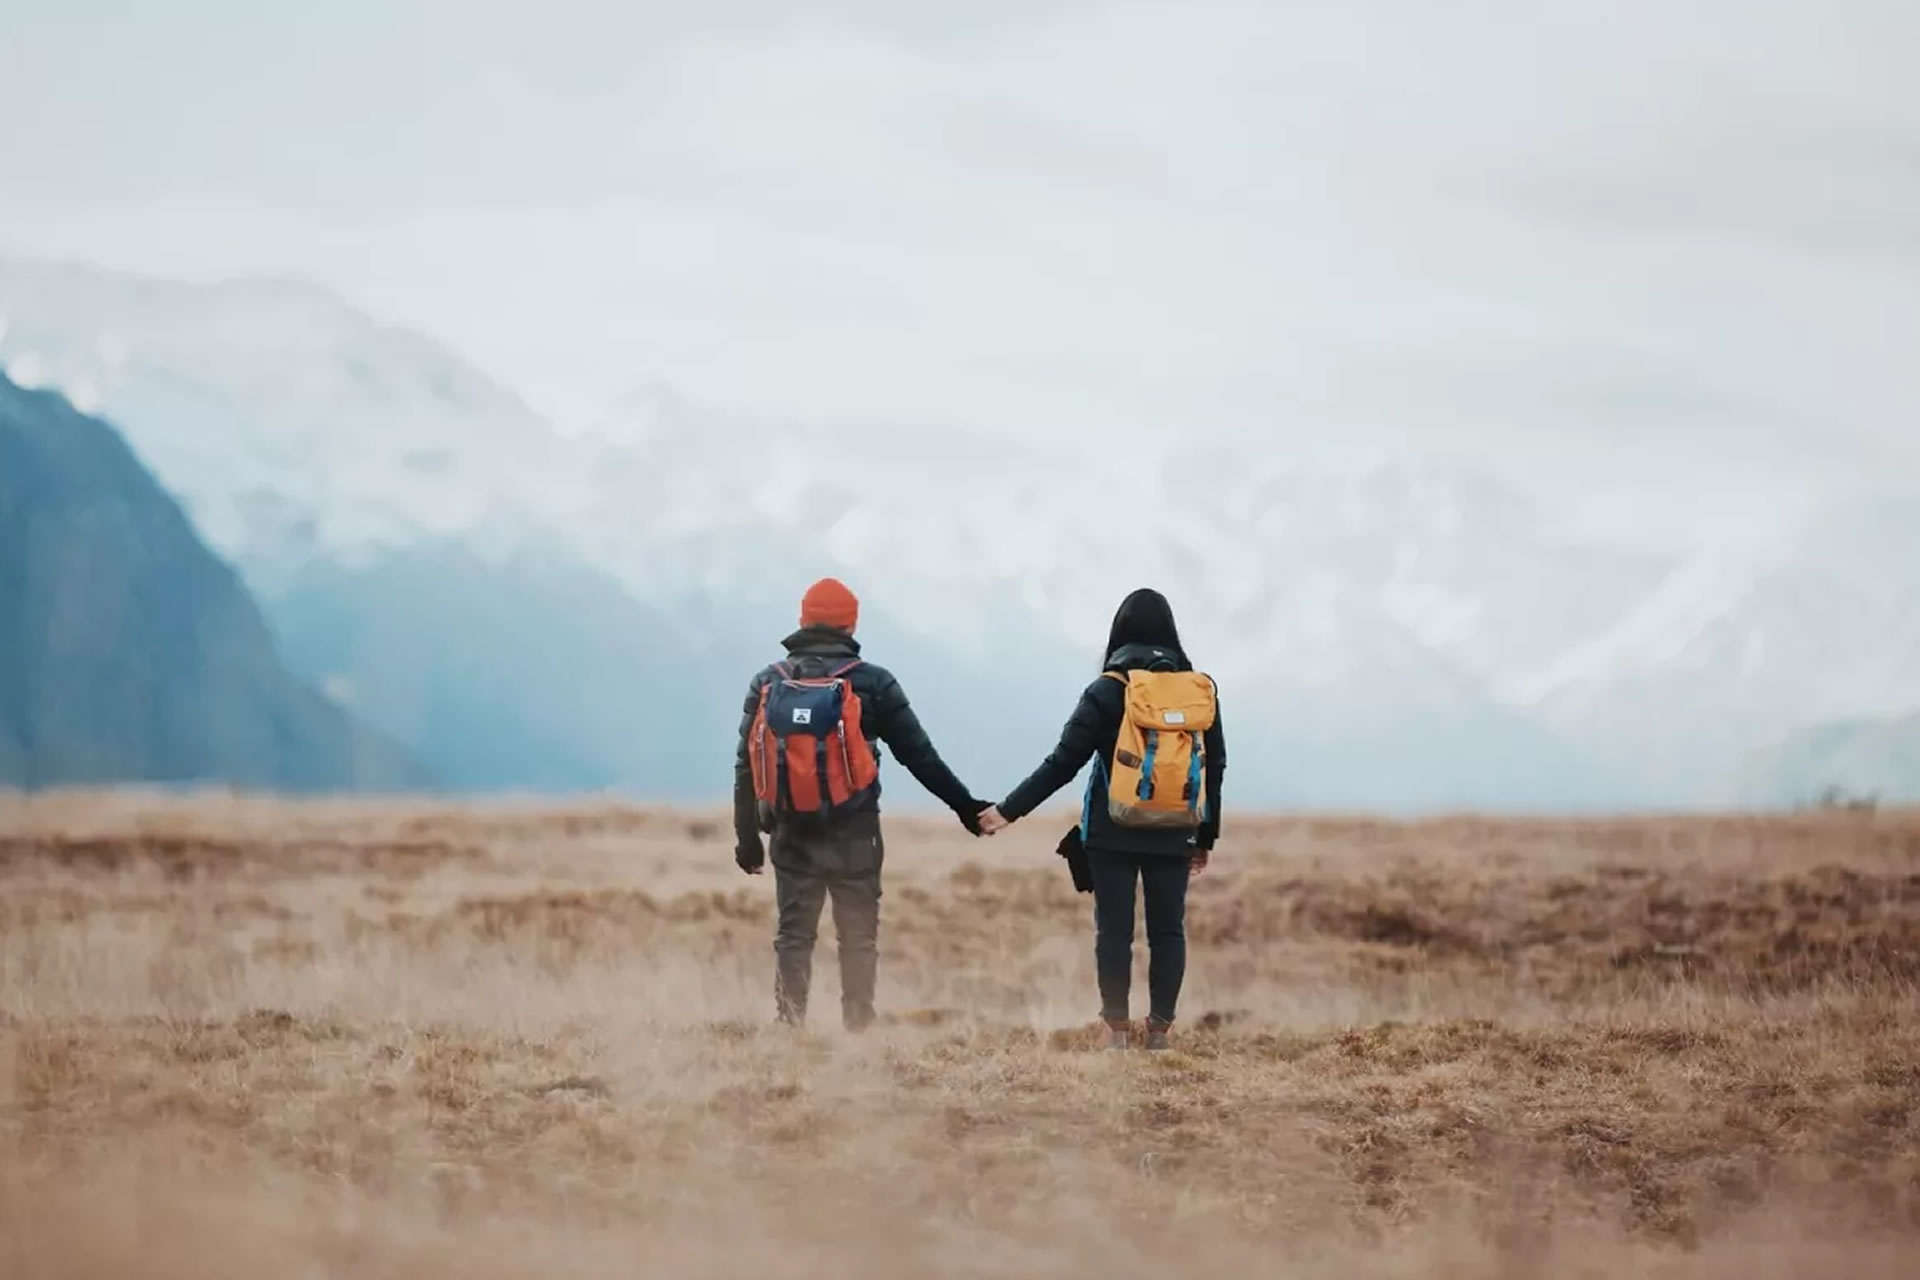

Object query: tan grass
[2,791,1918,1276]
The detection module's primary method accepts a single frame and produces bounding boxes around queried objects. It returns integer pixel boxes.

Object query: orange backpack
[1099,668,1217,829]
[748,660,880,825]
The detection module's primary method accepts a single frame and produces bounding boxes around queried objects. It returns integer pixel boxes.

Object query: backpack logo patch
[790,708,812,725]
[1162,709,1187,725]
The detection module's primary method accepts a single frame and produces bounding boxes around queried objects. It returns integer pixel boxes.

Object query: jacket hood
[1102,588,1184,667]
[782,625,861,658]
[1104,641,1190,673]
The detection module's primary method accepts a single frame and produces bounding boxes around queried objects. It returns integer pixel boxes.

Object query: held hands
[959,799,992,837]
[957,798,1010,837]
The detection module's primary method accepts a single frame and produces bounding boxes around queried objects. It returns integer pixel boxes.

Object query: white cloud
[3,0,1917,522]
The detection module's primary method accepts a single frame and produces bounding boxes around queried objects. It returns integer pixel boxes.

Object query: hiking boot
[1144,1021,1172,1052]
[1104,1020,1133,1051]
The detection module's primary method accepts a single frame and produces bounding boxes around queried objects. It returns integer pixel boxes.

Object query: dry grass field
[3,791,1918,1277]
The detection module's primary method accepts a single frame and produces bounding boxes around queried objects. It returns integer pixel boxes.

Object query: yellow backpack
[1099,668,1217,829]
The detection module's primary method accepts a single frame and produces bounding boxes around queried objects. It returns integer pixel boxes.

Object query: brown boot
[1104,1019,1133,1051]
[1144,1019,1171,1052]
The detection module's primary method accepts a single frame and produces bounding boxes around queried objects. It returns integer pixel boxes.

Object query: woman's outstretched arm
[993,676,1120,824]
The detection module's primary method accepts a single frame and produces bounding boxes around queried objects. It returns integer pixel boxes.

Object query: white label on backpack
[791,708,812,725]
[1162,709,1187,725]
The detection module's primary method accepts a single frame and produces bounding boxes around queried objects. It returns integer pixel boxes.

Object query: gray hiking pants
[770,817,884,1030]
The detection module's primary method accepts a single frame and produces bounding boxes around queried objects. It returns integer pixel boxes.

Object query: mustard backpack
[1098,668,1217,828]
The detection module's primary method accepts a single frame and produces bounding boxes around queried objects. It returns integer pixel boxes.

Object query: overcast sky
[3,0,1918,527]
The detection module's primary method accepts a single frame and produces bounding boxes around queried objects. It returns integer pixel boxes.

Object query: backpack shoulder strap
[1100,670,1127,684]
[829,659,863,678]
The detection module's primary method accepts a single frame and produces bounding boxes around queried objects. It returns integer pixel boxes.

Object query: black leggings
[1089,848,1192,1025]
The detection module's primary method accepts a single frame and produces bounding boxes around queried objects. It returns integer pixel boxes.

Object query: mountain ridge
[5,254,1914,809]
[0,370,430,791]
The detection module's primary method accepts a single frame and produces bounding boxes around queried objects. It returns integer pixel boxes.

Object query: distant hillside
[0,373,429,791]
[263,543,740,796]
[257,542,1088,804]
[1732,712,1920,809]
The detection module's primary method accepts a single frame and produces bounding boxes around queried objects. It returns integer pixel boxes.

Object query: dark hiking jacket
[733,626,978,867]
[998,641,1226,857]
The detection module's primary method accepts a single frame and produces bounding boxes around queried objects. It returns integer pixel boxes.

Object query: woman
[979,588,1225,1051]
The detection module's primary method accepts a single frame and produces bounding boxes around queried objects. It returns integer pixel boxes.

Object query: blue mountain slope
[0,373,429,790]
[261,548,1088,806]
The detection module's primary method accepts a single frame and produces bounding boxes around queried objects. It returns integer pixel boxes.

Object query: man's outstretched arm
[865,669,989,833]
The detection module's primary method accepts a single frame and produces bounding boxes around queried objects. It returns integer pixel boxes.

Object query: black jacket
[998,642,1226,856]
[733,626,979,858]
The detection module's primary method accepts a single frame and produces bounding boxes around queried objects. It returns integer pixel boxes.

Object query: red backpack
[748,660,881,824]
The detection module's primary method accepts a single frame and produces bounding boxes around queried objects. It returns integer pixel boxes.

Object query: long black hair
[1103,587,1187,668]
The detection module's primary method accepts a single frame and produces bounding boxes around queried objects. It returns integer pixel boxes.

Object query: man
[733,577,989,1031]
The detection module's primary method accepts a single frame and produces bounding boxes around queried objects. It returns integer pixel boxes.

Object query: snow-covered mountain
[5,255,1913,810]
[1513,544,1920,796]
[559,386,1671,710]
[0,258,591,588]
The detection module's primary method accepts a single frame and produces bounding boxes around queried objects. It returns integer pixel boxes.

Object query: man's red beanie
[799,577,860,632]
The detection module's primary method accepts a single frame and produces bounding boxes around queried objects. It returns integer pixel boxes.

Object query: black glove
[957,798,994,836]
[735,841,765,874]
